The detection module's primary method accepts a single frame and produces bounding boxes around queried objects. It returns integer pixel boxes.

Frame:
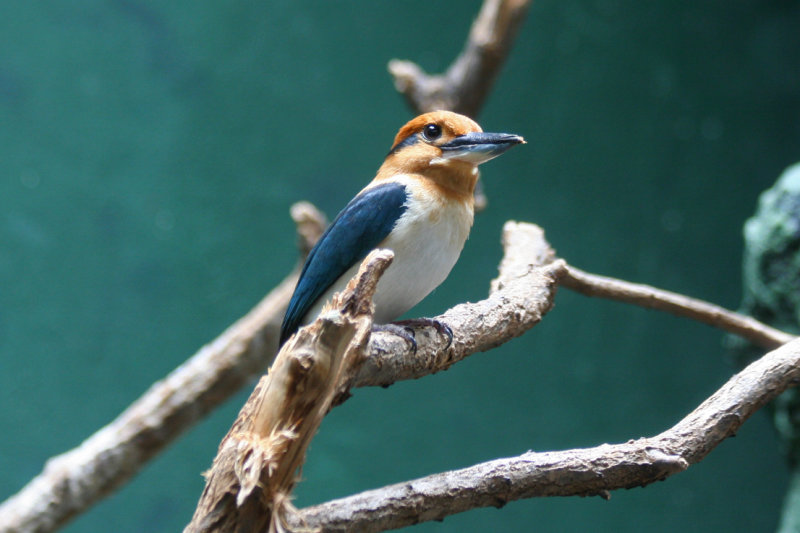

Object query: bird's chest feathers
[386,192,472,260]
[372,185,473,320]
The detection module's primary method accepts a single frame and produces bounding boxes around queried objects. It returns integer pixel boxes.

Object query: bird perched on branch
[279,110,524,347]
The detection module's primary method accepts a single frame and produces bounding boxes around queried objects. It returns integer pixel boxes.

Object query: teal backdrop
[2,1,799,532]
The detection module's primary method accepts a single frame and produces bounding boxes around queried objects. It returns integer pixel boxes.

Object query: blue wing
[280,181,409,345]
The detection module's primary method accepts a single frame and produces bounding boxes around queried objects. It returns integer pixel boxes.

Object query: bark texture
[352,221,564,388]
[186,250,394,533]
[287,336,800,532]
[0,203,327,533]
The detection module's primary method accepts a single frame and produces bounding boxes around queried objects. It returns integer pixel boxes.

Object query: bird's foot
[372,323,418,353]
[372,319,454,353]
[393,318,453,349]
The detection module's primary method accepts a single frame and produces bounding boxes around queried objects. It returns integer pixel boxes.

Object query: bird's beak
[439,132,526,165]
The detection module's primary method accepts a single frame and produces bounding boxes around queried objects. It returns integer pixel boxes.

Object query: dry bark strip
[289,336,800,532]
[185,250,394,533]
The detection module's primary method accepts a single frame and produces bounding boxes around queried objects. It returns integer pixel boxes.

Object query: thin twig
[561,264,795,349]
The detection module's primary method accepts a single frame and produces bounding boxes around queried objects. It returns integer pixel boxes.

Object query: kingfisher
[279,111,524,347]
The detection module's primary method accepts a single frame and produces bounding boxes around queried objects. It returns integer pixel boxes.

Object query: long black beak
[439,132,525,164]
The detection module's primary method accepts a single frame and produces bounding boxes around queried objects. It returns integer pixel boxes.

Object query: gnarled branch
[0,203,327,533]
[186,250,394,533]
[288,336,800,532]
[3,209,792,533]
[352,221,564,388]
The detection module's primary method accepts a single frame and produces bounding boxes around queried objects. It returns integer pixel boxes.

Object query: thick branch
[0,203,327,533]
[561,264,795,349]
[352,221,565,388]
[183,223,561,532]
[389,0,532,118]
[290,336,800,532]
[182,221,563,531]
[186,250,393,533]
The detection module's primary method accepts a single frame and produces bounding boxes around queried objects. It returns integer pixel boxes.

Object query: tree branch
[1,4,536,525]
[0,203,327,533]
[186,250,394,533]
[182,222,565,530]
[3,210,792,533]
[179,219,565,530]
[5,2,783,530]
[289,336,800,532]
[352,221,565,388]
[561,264,795,349]
[388,0,533,118]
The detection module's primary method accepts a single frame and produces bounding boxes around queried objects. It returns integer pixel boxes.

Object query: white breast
[302,176,474,325]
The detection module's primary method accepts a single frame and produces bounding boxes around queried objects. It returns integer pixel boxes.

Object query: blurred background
[2,1,799,531]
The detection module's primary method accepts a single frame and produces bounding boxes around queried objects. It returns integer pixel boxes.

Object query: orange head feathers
[377,110,525,200]
[389,111,484,152]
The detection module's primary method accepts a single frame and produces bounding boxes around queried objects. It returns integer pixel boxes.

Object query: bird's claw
[372,319,453,353]
[372,323,418,353]
[394,318,454,349]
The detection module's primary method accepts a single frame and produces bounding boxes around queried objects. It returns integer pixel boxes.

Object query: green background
[2,1,799,531]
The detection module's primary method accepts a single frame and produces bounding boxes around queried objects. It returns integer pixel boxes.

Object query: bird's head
[379,110,525,200]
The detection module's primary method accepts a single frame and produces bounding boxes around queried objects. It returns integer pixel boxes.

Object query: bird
[279,110,525,347]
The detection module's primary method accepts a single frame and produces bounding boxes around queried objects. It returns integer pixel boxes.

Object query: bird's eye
[422,123,442,141]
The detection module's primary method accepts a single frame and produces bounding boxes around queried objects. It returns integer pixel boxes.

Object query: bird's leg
[371,323,418,353]
[393,318,454,349]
